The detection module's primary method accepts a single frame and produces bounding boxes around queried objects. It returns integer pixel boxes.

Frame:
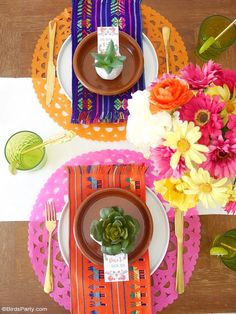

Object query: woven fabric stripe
[67,164,152,313]
[71,0,145,124]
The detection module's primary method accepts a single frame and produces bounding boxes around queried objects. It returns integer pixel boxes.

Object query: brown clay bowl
[73,188,153,265]
[73,31,144,96]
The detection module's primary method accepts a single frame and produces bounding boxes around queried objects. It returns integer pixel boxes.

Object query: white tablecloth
[0,78,226,221]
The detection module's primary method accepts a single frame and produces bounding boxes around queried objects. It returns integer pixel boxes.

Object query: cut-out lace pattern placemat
[32,5,188,142]
[28,149,200,312]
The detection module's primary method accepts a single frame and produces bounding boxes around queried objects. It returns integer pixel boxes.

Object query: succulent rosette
[90,206,140,255]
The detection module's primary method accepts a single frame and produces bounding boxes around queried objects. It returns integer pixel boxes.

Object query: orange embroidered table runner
[67,164,152,314]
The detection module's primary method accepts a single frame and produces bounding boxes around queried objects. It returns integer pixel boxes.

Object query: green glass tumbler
[4,130,46,172]
[196,15,236,61]
[211,229,236,271]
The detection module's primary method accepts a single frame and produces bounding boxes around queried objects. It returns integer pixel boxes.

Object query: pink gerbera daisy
[180,60,222,90]
[150,145,186,179]
[201,136,236,179]
[215,69,236,93]
[225,114,236,139]
[179,93,224,145]
[225,201,236,214]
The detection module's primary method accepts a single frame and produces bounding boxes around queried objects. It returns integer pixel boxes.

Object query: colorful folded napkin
[67,164,152,314]
[71,0,145,124]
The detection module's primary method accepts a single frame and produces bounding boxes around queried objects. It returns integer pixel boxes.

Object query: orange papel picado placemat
[67,164,152,314]
[32,5,188,141]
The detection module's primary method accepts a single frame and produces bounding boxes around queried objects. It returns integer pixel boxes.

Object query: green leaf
[90,220,102,241]
[100,208,112,219]
[121,239,129,250]
[94,61,106,68]
[117,55,126,62]
[133,218,140,234]
[102,217,112,229]
[121,227,128,239]
[103,244,122,255]
[91,52,105,62]
[102,232,111,244]
[106,40,116,58]
[114,216,126,225]
[110,59,123,68]
[108,211,119,220]
[104,55,113,65]
[113,206,124,215]
[104,66,113,74]
[123,242,135,254]
[113,220,123,228]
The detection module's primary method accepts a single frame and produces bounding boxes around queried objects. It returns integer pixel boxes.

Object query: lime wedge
[199,36,215,54]
[212,235,236,259]
[210,246,228,256]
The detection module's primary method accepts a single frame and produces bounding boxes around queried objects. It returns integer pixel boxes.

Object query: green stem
[233,178,236,189]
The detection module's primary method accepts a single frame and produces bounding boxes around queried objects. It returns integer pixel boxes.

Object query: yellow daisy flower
[206,84,236,124]
[182,168,228,209]
[163,121,208,170]
[154,177,198,212]
[226,184,236,203]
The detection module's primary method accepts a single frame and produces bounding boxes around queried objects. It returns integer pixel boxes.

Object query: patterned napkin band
[67,164,152,314]
[71,0,145,124]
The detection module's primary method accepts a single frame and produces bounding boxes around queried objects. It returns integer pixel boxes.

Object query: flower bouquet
[126,60,236,293]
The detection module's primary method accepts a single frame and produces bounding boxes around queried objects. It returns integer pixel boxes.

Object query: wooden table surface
[1,0,236,313]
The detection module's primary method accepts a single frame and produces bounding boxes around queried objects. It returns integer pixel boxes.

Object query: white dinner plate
[58,187,169,275]
[57,34,158,101]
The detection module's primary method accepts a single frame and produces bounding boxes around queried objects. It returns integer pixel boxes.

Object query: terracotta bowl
[73,188,153,265]
[73,31,144,96]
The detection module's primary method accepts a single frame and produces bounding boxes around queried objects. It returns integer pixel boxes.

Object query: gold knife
[46,20,57,106]
[174,208,185,294]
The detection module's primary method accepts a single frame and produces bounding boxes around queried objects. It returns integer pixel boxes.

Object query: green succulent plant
[90,206,140,255]
[91,40,126,74]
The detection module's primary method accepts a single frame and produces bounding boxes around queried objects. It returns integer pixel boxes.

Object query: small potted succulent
[90,206,140,255]
[91,40,126,80]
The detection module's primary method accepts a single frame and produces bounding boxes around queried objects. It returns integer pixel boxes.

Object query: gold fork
[44,202,57,294]
[162,26,171,74]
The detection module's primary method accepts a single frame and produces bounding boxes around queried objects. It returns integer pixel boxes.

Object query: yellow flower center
[225,101,234,113]
[177,139,190,153]
[194,109,210,126]
[199,183,212,193]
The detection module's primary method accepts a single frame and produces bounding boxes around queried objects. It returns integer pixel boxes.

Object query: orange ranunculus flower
[149,78,193,113]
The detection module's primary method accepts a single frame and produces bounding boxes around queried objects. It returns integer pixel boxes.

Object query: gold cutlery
[44,202,57,294]
[162,26,171,74]
[174,208,185,294]
[46,20,57,106]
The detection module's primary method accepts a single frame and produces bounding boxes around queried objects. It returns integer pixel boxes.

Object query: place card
[97,26,119,54]
[103,252,129,282]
